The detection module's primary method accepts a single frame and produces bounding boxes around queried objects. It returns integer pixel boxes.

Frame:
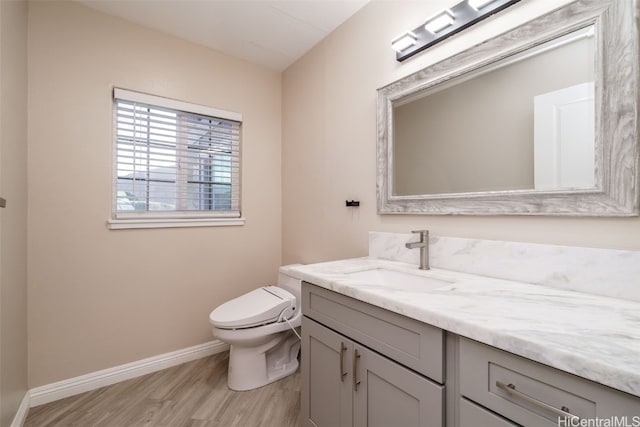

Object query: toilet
[209,269,302,391]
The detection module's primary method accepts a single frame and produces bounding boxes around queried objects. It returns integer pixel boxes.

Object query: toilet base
[227,329,301,391]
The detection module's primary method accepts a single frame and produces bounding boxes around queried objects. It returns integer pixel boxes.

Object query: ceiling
[77,0,370,71]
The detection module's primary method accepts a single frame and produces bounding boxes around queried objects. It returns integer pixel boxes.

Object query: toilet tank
[277,265,302,304]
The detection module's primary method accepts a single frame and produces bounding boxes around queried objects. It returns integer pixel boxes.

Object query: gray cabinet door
[303,316,445,427]
[302,316,353,427]
[353,343,444,427]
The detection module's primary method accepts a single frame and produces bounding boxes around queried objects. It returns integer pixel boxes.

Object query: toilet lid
[209,286,296,329]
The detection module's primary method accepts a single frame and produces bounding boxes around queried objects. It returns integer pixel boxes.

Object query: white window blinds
[113,88,241,220]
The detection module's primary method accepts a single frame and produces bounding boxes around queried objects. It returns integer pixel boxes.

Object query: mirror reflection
[392,26,595,196]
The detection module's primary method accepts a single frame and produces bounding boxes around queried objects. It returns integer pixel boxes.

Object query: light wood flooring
[25,352,301,427]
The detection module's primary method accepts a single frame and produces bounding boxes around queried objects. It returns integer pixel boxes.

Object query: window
[110,89,243,229]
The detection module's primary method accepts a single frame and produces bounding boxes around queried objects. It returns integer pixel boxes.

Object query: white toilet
[209,269,302,391]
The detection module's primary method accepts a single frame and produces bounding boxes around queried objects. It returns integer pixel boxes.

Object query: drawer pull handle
[496,381,580,422]
[339,342,347,382]
[353,349,361,391]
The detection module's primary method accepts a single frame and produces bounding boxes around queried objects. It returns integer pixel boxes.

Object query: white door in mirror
[534,81,595,190]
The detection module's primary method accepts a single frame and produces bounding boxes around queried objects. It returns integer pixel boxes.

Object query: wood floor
[25,352,301,427]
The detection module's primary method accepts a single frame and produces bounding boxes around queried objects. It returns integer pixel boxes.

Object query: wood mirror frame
[377,0,639,216]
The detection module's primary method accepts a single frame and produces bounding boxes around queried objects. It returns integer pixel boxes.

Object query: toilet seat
[209,286,296,329]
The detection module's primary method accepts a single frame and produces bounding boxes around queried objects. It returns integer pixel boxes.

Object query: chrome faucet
[405,230,430,270]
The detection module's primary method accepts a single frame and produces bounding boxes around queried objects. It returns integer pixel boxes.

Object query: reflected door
[534,82,595,190]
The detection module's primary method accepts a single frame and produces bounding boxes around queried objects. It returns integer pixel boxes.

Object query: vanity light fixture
[391,31,417,53]
[392,0,520,62]
[425,11,455,34]
[468,0,498,10]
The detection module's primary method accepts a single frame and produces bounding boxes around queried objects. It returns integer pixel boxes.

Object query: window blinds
[113,88,242,219]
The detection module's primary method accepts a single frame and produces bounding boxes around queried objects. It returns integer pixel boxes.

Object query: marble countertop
[282,258,640,398]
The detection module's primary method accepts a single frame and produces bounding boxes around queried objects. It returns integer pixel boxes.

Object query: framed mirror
[377,0,639,216]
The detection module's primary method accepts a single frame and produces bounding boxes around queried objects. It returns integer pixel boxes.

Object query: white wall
[28,1,282,387]
[0,0,28,424]
[282,0,640,267]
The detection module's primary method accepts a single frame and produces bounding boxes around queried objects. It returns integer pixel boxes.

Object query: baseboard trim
[29,340,229,408]
[10,391,30,427]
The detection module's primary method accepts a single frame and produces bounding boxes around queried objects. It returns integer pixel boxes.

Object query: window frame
[108,88,244,230]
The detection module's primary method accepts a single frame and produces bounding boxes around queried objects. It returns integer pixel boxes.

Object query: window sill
[107,217,245,230]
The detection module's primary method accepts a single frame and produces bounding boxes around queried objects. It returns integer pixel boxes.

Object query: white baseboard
[29,340,229,408]
[10,391,30,427]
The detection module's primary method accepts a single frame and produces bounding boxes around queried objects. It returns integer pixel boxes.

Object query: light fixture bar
[393,0,520,62]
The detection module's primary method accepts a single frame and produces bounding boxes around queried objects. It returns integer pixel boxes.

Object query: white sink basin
[346,268,453,292]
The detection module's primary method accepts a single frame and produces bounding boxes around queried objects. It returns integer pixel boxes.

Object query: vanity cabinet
[301,281,640,427]
[301,282,445,427]
[459,337,640,426]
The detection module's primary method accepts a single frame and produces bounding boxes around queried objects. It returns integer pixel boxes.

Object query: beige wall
[282,0,640,267]
[16,0,640,394]
[0,0,29,424]
[28,1,282,387]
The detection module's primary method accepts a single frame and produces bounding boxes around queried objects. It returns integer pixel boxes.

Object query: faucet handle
[410,229,429,241]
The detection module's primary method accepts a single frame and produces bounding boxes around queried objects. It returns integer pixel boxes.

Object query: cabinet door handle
[353,349,361,391]
[339,342,347,382]
[495,381,580,422]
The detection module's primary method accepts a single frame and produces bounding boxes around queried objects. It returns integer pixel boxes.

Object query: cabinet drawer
[459,338,640,425]
[459,398,518,427]
[302,282,444,383]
